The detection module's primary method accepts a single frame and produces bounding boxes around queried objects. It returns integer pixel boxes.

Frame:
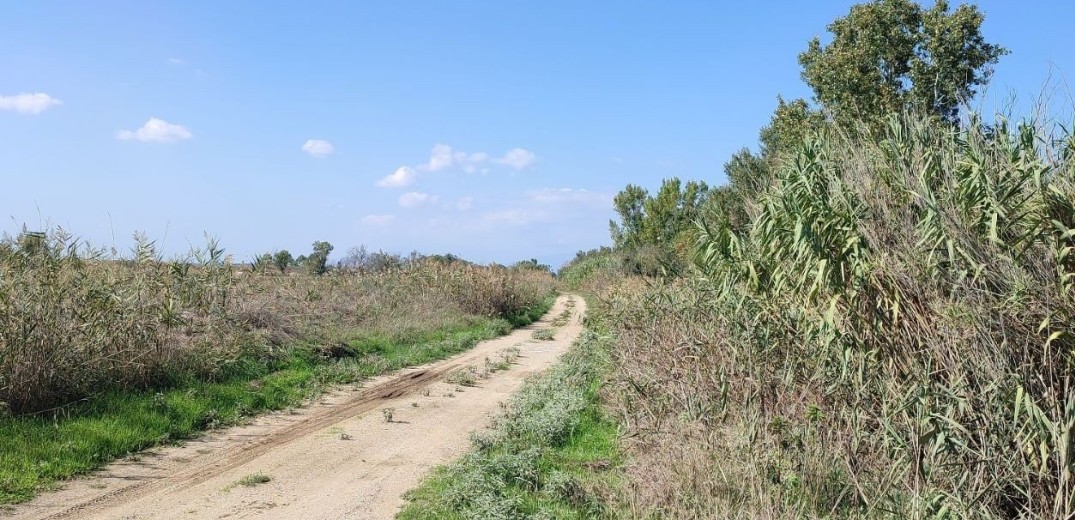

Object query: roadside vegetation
[398,327,620,520]
[592,110,1075,518]
[467,1,1075,518]
[0,231,554,504]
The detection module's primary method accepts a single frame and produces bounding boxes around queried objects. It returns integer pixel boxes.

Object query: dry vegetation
[572,114,1075,518]
[0,232,554,415]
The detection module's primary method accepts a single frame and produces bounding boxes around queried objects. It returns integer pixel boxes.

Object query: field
[0,232,554,503]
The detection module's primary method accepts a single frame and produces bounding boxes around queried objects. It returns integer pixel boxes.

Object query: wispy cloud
[302,139,335,158]
[475,188,611,228]
[167,57,185,65]
[398,192,440,208]
[426,144,455,172]
[0,92,62,115]
[376,166,417,188]
[360,214,395,226]
[378,144,537,188]
[494,148,537,170]
[117,118,192,143]
[421,144,492,173]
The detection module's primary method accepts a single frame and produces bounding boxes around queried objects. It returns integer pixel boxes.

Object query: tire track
[9,295,584,520]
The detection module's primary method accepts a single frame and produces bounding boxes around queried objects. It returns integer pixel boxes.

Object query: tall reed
[0,232,554,415]
[600,113,1075,518]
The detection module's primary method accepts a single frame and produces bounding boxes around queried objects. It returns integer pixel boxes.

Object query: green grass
[0,297,555,505]
[398,328,621,520]
[233,472,271,488]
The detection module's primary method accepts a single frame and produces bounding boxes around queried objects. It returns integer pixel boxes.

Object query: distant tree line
[252,241,551,276]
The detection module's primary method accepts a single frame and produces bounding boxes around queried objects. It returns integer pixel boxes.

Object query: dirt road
[5,294,586,520]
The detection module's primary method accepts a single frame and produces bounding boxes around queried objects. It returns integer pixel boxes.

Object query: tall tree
[610,184,648,248]
[759,97,826,161]
[610,178,710,254]
[799,0,1006,127]
[305,241,334,276]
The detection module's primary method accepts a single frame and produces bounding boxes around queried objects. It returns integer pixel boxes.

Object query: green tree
[799,0,1006,127]
[609,184,648,248]
[609,178,710,262]
[273,250,293,273]
[305,241,334,275]
[759,97,826,161]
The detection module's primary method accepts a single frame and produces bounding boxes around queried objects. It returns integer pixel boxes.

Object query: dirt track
[5,294,586,520]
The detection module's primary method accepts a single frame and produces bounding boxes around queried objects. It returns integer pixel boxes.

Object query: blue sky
[2,1,1072,267]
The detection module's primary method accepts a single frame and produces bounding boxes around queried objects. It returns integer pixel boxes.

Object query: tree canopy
[799,0,1007,127]
[609,178,709,253]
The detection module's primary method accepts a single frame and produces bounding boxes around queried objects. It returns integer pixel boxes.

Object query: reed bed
[595,113,1075,519]
[0,233,553,415]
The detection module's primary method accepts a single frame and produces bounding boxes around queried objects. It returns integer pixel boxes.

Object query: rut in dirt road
[5,294,587,520]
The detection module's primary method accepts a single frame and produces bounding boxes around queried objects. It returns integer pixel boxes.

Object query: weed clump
[235,472,271,488]
[531,329,555,341]
[445,366,479,387]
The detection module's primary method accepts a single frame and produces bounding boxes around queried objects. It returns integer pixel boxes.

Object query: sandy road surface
[5,295,586,520]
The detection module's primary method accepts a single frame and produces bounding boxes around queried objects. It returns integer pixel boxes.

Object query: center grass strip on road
[398,327,622,520]
[0,297,554,505]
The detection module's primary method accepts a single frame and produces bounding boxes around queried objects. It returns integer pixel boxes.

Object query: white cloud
[421,144,491,173]
[302,139,335,158]
[360,214,395,226]
[426,144,455,172]
[0,92,62,115]
[117,118,192,143]
[377,144,536,187]
[168,57,185,65]
[376,166,417,188]
[455,196,474,211]
[398,191,440,208]
[495,148,537,170]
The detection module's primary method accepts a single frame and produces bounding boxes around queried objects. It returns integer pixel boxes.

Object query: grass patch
[504,295,555,328]
[445,366,480,387]
[0,299,554,505]
[531,328,556,341]
[550,306,573,327]
[234,472,271,488]
[398,328,621,519]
